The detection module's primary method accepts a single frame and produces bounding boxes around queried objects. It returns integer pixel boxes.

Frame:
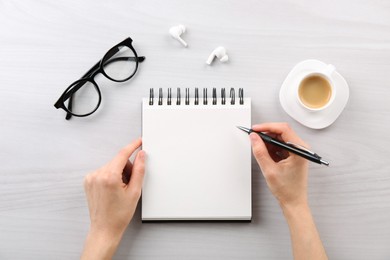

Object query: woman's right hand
[249,123,309,209]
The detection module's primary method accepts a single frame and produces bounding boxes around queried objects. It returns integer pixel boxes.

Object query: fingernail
[249,133,257,143]
[139,150,146,160]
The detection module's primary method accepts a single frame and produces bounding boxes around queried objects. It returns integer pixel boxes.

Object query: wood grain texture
[1,0,390,259]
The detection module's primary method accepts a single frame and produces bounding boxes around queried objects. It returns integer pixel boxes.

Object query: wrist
[278,193,308,214]
[280,201,310,219]
[81,227,124,260]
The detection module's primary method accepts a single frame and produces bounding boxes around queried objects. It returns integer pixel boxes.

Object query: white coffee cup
[296,64,336,111]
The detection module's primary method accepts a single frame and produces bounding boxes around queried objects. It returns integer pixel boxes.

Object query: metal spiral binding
[149,88,154,105]
[212,88,217,105]
[239,88,244,105]
[195,88,199,105]
[230,88,235,105]
[148,88,244,105]
[176,88,181,105]
[158,88,163,105]
[221,88,226,105]
[167,88,172,105]
[185,88,190,105]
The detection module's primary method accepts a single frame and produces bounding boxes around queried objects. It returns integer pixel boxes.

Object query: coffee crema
[298,75,332,109]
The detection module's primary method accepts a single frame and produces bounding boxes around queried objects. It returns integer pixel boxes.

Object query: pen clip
[286,142,321,158]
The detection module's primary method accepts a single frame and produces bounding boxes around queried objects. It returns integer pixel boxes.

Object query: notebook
[142,88,251,221]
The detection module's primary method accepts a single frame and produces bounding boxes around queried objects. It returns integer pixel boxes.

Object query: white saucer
[279,59,349,129]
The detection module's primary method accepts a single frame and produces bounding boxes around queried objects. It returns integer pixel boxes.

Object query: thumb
[127,150,146,199]
[250,133,274,169]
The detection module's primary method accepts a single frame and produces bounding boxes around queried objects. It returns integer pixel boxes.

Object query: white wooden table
[1,1,390,259]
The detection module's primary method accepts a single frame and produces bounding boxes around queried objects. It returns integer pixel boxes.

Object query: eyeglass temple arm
[65,95,73,120]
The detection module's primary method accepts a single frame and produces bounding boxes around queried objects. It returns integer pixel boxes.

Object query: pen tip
[321,159,330,166]
[237,126,251,134]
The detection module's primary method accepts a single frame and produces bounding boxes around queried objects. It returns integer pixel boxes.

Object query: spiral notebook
[142,88,251,221]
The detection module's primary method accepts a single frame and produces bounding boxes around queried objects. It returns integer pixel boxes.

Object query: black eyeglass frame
[54,37,145,120]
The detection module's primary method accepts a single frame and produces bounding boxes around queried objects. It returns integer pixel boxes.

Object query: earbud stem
[177,37,188,47]
[206,54,215,65]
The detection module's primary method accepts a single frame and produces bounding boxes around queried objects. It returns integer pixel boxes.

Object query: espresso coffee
[298,75,332,109]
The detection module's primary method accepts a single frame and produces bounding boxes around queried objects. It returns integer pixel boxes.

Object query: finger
[252,122,308,147]
[127,150,146,198]
[110,138,142,172]
[250,132,274,170]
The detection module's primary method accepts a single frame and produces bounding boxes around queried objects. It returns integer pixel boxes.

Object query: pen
[237,126,329,166]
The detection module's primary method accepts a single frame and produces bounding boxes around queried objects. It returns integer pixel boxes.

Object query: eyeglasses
[54,37,145,120]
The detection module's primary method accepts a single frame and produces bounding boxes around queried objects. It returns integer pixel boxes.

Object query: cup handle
[323,64,336,78]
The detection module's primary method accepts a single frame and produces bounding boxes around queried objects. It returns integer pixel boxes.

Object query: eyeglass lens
[65,79,100,116]
[103,45,137,81]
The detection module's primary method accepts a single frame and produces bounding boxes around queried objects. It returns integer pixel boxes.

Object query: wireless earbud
[206,46,229,65]
[169,25,188,47]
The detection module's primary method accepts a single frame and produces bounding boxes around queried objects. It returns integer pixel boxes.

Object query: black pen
[237,126,329,166]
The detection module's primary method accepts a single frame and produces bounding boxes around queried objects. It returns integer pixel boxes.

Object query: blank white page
[142,98,251,221]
